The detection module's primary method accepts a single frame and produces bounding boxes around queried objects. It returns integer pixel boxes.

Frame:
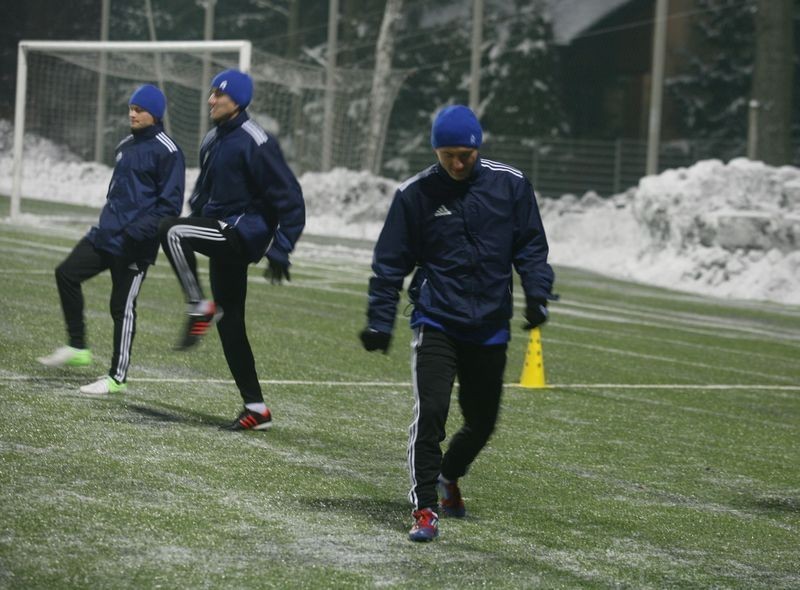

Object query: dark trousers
[55,237,147,383]
[407,325,507,510]
[158,216,263,404]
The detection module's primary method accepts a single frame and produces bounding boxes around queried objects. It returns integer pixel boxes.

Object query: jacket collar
[215,109,249,136]
[434,155,483,187]
[132,122,164,140]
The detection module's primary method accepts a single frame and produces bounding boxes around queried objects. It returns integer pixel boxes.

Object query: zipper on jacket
[461,199,480,321]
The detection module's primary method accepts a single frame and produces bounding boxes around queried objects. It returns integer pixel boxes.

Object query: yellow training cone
[519,327,546,388]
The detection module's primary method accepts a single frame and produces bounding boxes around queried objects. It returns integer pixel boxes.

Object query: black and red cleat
[437,478,466,517]
[176,300,223,350]
[222,407,273,431]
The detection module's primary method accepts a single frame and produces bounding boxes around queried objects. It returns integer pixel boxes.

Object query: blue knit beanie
[431,105,483,149]
[129,84,166,120]
[211,69,253,109]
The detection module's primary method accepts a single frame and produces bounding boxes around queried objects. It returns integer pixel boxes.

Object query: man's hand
[523,298,548,330]
[265,258,290,285]
[359,328,391,353]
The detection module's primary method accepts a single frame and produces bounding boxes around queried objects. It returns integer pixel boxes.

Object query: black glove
[360,328,391,353]
[265,258,290,285]
[523,298,548,330]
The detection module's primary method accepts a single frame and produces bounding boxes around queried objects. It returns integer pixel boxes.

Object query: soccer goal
[9,40,251,219]
[9,39,406,220]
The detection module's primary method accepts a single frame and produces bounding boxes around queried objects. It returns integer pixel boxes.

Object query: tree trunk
[751,0,794,165]
[363,0,403,174]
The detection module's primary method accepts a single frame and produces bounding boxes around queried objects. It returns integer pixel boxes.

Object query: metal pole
[198,0,216,141]
[646,0,668,176]
[613,138,622,194]
[469,0,483,110]
[10,43,28,220]
[93,0,110,163]
[322,0,339,171]
[747,99,760,160]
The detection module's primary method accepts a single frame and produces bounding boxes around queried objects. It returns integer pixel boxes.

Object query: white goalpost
[10,40,252,220]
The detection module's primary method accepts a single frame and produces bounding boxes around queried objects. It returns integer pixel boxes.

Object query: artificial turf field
[1,199,799,589]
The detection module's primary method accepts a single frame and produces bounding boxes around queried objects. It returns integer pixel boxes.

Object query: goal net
[9,40,405,218]
[247,49,405,177]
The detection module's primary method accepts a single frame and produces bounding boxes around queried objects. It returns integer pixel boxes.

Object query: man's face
[435,147,478,181]
[208,89,239,123]
[129,106,155,131]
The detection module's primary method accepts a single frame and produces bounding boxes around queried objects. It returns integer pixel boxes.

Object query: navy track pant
[407,325,507,510]
[158,216,263,404]
[55,237,146,383]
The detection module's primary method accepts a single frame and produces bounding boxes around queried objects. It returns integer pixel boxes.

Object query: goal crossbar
[10,40,252,219]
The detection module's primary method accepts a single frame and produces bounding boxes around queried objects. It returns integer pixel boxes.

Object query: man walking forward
[360,105,555,541]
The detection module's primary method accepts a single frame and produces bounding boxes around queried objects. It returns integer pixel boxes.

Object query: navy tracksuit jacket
[87,123,185,263]
[189,111,305,264]
[367,157,554,341]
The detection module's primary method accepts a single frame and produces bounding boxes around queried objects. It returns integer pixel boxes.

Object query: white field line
[546,337,799,383]
[284,255,800,332]
[2,374,798,391]
[582,389,799,430]
[555,322,800,367]
[271,276,800,345]
[0,236,75,252]
[554,301,800,343]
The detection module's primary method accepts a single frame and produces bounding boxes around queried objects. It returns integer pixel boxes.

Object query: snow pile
[1,120,798,305]
[0,120,203,207]
[301,159,800,305]
[544,158,800,305]
[0,121,112,205]
[298,168,395,240]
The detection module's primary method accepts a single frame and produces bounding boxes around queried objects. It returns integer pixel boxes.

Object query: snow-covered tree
[667,0,800,160]
[666,0,755,140]
[480,0,567,138]
[363,0,404,173]
[385,0,565,177]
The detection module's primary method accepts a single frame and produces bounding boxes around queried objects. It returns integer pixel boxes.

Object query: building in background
[553,0,696,141]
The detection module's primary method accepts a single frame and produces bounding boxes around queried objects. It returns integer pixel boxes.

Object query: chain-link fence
[382,135,800,198]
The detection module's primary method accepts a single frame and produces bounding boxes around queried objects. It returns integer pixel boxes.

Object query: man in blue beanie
[360,104,555,542]
[159,69,305,431]
[38,84,185,395]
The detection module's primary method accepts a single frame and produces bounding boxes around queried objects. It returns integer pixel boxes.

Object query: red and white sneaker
[408,508,439,542]
[222,407,273,431]
[176,300,223,350]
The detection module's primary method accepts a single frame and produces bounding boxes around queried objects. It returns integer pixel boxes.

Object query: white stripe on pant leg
[407,326,424,509]
[166,224,226,302]
[167,230,202,302]
[114,270,144,383]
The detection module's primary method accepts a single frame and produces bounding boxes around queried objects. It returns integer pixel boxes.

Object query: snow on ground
[1,120,798,306]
